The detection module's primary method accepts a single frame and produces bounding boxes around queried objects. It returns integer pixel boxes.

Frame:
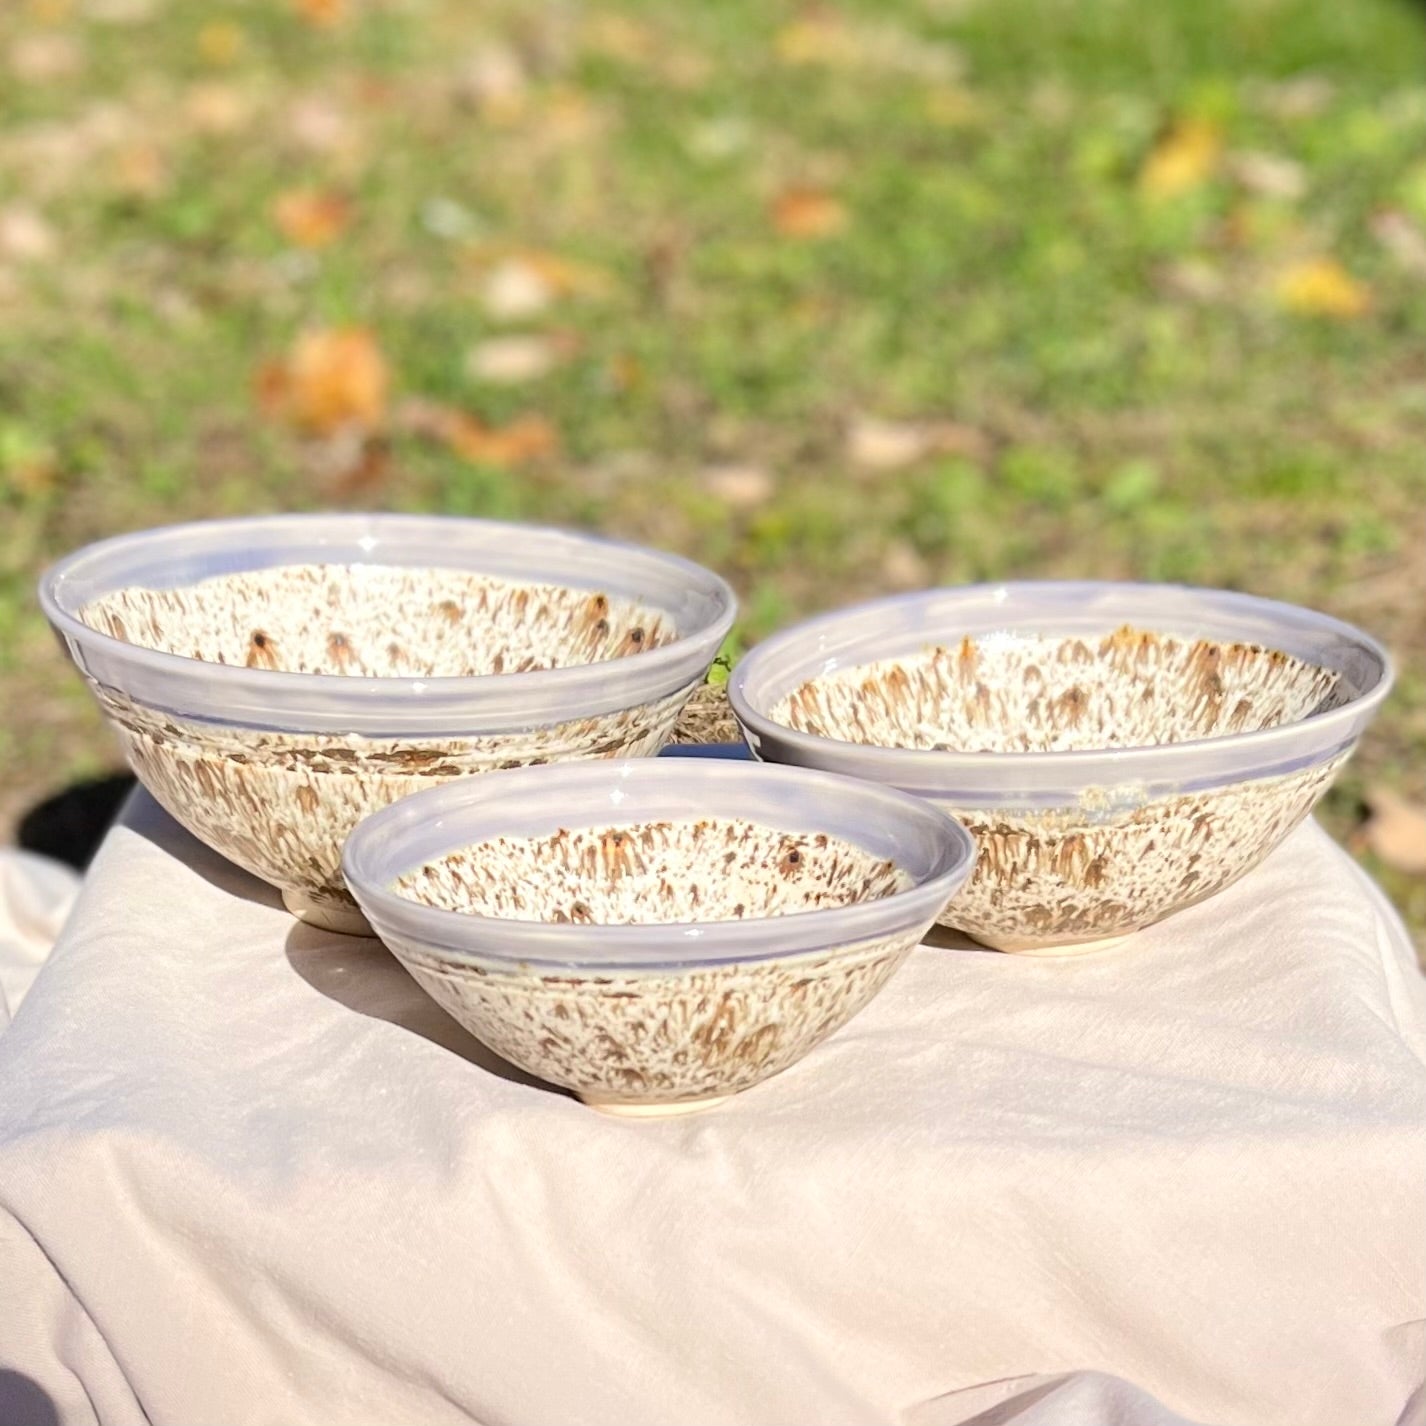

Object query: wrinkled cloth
[0,849,80,1032]
[0,788,1423,1426]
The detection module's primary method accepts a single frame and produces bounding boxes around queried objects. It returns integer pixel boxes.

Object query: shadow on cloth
[15,773,137,871]
[0,1370,61,1426]
[283,920,567,1099]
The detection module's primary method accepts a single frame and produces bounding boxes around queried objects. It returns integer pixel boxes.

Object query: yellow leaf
[272,189,351,248]
[924,86,981,128]
[1274,257,1372,318]
[257,327,389,435]
[774,17,859,67]
[1140,118,1222,199]
[772,187,848,238]
[198,20,245,66]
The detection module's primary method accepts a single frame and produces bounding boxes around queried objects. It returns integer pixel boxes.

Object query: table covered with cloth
[0,784,1423,1426]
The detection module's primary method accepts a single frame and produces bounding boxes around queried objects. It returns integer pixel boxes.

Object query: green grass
[1,0,1423,946]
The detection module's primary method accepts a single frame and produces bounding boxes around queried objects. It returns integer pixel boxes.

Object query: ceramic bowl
[40,514,735,934]
[342,759,976,1115]
[729,582,1392,955]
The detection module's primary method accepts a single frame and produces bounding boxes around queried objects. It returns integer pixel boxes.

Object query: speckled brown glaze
[91,680,696,926]
[774,626,1343,753]
[937,753,1348,950]
[81,564,673,675]
[385,928,922,1109]
[397,818,911,924]
[771,625,1351,953]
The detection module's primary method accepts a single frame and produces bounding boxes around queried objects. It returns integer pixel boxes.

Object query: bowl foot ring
[984,932,1137,957]
[581,1094,731,1119]
[283,889,374,938]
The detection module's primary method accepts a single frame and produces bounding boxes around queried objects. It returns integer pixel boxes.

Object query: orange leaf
[293,0,347,26]
[272,188,351,247]
[257,326,389,435]
[1140,118,1222,200]
[1274,257,1372,318]
[443,412,559,468]
[115,144,167,199]
[772,187,848,238]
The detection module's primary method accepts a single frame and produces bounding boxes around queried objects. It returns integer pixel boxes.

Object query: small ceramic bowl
[41,514,735,934]
[342,759,976,1115]
[729,582,1392,955]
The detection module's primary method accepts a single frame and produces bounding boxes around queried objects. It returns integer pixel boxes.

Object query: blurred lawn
[1,0,1423,945]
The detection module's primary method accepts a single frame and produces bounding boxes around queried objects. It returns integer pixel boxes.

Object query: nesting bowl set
[39,514,1393,1115]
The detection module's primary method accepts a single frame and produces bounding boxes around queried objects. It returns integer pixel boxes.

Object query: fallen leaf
[0,423,58,497]
[702,464,774,511]
[293,0,346,27]
[1140,117,1223,200]
[849,417,929,471]
[420,196,480,240]
[1371,210,1426,276]
[879,539,929,591]
[772,187,848,239]
[1275,257,1372,318]
[272,188,351,247]
[1228,151,1307,201]
[848,416,989,471]
[479,258,555,319]
[466,333,572,385]
[775,15,959,78]
[924,86,981,127]
[775,16,860,66]
[286,96,353,153]
[1159,258,1226,302]
[198,20,246,66]
[257,326,389,436]
[1362,789,1426,874]
[1257,75,1335,121]
[583,13,656,63]
[306,430,390,499]
[86,0,156,21]
[455,44,528,121]
[476,251,608,319]
[443,411,559,467]
[0,206,57,263]
[533,88,605,145]
[186,83,252,134]
[686,115,751,161]
[9,32,83,81]
[114,143,167,199]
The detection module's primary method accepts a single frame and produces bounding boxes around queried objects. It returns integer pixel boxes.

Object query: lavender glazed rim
[342,758,977,970]
[39,513,737,737]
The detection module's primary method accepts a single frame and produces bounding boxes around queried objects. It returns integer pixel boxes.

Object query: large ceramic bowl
[41,514,735,933]
[729,582,1392,955]
[343,759,976,1115]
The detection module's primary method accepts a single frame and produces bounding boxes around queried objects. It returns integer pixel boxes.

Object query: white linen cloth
[0,788,1423,1426]
[0,849,80,1032]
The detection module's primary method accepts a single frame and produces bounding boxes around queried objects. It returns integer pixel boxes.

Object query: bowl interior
[395,816,913,926]
[775,624,1348,754]
[79,564,673,678]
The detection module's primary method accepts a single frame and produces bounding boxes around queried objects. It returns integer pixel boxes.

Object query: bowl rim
[727,580,1394,791]
[37,513,737,730]
[341,758,977,969]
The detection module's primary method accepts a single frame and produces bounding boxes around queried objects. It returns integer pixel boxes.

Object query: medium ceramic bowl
[342,759,976,1115]
[41,514,735,934]
[729,582,1392,955]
